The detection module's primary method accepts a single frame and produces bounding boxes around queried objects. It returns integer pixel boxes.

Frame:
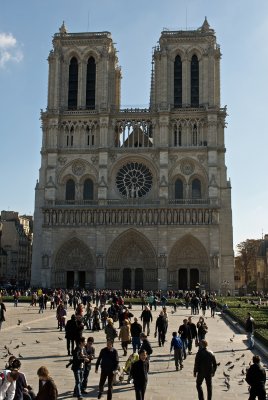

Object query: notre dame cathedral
[31,18,234,292]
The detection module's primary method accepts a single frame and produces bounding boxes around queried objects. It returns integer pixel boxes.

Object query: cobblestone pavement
[0,302,267,399]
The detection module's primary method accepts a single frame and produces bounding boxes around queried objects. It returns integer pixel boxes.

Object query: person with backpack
[170,331,183,371]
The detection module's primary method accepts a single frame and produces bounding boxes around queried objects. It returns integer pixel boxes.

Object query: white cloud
[0,32,23,68]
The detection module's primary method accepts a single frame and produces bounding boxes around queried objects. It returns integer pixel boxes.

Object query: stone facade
[31,19,234,292]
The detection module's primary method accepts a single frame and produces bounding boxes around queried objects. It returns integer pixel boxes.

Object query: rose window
[116,162,153,198]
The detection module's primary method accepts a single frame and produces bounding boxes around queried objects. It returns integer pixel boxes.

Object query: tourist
[95,340,119,400]
[81,337,95,393]
[170,331,183,371]
[0,370,18,400]
[36,366,58,400]
[246,355,266,400]
[0,299,6,331]
[140,306,153,336]
[245,312,255,349]
[193,339,217,400]
[130,350,149,400]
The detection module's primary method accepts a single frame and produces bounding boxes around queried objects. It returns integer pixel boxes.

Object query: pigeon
[7,349,12,355]
[4,345,8,350]
[17,319,23,325]
[241,353,245,358]
[241,369,245,375]
[18,353,23,358]
[224,379,230,390]
[58,337,63,341]
[217,362,221,367]
[21,342,26,346]
[230,338,234,342]
[242,361,245,366]
[238,378,244,384]
[228,365,234,371]
[223,371,230,378]
[231,349,235,353]
[14,345,20,349]
[225,361,232,366]
[9,340,12,345]
[36,340,40,344]
[235,357,240,362]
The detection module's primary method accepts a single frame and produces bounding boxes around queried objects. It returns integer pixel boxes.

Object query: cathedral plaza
[31,19,234,294]
[1,302,267,399]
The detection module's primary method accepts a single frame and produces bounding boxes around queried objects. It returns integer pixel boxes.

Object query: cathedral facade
[31,19,234,292]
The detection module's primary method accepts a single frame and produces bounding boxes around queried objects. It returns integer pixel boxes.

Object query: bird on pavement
[228,365,234,371]
[225,361,232,366]
[36,340,40,344]
[223,371,230,378]
[58,337,63,341]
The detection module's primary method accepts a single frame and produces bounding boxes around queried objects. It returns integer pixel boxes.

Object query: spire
[149,49,155,109]
[200,17,211,33]
[59,21,67,35]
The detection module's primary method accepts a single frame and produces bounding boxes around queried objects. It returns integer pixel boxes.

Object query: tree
[236,239,261,288]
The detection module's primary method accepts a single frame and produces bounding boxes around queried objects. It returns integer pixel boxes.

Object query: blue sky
[0,0,267,248]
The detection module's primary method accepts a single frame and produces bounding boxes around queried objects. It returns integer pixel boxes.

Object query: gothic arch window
[67,126,74,147]
[174,55,182,108]
[175,178,183,199]
[68,57,78,110]
[191,55,199,107]
[83,178,94,200]
[86,126,95,147]
[86,57,96,109]
[192,124,198,146]
[65,179,75,201]
[174,124,182,146]
[192,178,201,199]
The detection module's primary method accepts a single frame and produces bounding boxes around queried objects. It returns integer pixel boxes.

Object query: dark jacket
[65,317,77,340]
[131,359,149,388]
[187,322,197,339]
[245,316,254,333]
[246,363,266,387]
[139,339,153,356]
[178,323,192,340]
[140,309,153,322]
[13,371,27,400]
[194,348,217,376]
[155,315,167,332]
[95,347,119,373]
[131,321,142,337]
[71,345,85,371]
[36,378,58,400]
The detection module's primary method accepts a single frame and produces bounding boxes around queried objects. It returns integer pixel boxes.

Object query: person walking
[119,319,131,356]
[245,312,255,349]
[131,317,142,353]
[187,316,197,355]
[170,331,183,371]
[71,337,89,399]
[178,318,191,359]
[95,340,119,400]
[81,337,95,393]
[65,314,77,356]
[246,355,266,400]
[193,339,217,400]
[36,366,58,400]
[130,350,149,400]
[155,311,167,347]
[0,298,6,331]
[140,306,153,336]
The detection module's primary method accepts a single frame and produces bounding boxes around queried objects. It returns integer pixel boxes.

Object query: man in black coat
[131,350,149,400]
[140,306,153,336]
[193,339,217,400]
[246,355,266,400]
[95,340,119,400]
[155,311,167,347]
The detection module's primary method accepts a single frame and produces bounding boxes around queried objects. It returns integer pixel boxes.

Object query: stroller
[122,353,139,383]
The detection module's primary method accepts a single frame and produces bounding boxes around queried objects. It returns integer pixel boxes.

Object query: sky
[0,0,267,248]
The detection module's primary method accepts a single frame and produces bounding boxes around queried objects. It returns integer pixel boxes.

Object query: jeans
[247,332,254,349]
[196,373,212,400]
[132,337,141,353]
[142,321,150,335]
[82,363,92,389]
[181,338,188,359]
[73,368,83,397]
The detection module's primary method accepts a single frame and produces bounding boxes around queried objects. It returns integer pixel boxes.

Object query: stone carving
[72,161,85,176]
[180,160,195,175]
[197,155,206,164]
[96,254,104,269]
[158,254,167,269]
[211,254,219,268]
[160,175,168,186]
[58,156,67,165]
[209,174,218,187]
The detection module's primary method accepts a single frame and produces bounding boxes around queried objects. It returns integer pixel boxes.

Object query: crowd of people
[0,288,267,400]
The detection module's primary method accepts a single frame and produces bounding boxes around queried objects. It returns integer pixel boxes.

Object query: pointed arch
[174,55,182,108]
[191,54,199,107]
[169,234,208,270]
[68,57,78,109]
[86,56,96,109]
[55,238,95,271]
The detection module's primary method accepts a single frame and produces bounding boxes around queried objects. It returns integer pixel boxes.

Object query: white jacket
[0,370,16,400]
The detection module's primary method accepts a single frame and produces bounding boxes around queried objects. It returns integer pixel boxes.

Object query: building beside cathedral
[31,18,234,292]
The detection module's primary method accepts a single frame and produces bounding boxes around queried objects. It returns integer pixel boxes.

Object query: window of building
[86,57,96,109]
[192,178,201,199]
[175,179,183,199]
[83,179,94,200]
[192,124,198,146]
[174,124,182,146]
[65,179,75,201]
[174,55,182,108]
[191,55,199,107]
[68,57,78,109]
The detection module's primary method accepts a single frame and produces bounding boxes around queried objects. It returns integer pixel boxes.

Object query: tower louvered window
[68,57,78,109]
[191,55,199,107]
[86,57,96,109]
[174,55,182,108]
[175,179,183,199]
[66,179,75,201]
[83,179,94,200]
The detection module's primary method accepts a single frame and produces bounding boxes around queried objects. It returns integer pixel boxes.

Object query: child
[170,331,183,371]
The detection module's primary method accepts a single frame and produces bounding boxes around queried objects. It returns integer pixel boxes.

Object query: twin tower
[32,18,234,293]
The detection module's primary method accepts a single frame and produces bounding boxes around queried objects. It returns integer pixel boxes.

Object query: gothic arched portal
[54,238,95,289]
[106,229,157,290]
[168,235,209,290]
